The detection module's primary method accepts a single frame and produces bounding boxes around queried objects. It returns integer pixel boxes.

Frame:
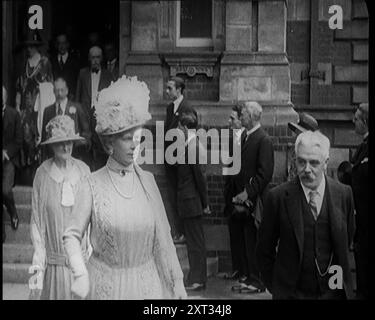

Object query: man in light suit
[164,76,197,243]
[256,131,356,299]
[3,86,22,241]
[76,46,114,170]
[42,78,91,165]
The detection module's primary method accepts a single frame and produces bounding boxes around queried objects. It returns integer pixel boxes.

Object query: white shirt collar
[364,132,369,140]
[300,174,326,205]
[173,95,184,114]
[246,123,261,137]
[56,98,68,114]
[58,52,69,63]
[107,58,117,65]
[28,52,41,68]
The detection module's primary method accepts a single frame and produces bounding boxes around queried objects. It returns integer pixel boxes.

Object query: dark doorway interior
[50,0,119,68]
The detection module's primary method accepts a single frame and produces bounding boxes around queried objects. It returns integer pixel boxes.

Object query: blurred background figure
[351,103,369,299]
[15,30,53,184]
[75,46,114,171]
[50,33,80,101]
[104,41,119,80]
[3,85,22,242]
[337,161,352,186]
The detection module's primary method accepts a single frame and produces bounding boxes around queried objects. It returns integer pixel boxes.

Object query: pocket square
[361,157,368,164]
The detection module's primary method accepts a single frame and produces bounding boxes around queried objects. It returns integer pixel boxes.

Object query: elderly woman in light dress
[29,115,91,300]
[62,76,186,300]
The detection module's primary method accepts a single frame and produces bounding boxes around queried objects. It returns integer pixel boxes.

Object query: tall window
[176,0,213,47]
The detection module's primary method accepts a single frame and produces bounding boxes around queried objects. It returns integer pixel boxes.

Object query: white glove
[71,272,90,299]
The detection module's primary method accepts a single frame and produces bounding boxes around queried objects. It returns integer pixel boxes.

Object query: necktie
[59,55,64,68]
[57,103,63,115]
[309,191,319,220]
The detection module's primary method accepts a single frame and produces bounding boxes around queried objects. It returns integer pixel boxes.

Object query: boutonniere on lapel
[361,157,368,164]
[69,106,76,114]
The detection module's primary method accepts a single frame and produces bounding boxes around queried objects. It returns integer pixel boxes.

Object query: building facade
[2,0,369,271]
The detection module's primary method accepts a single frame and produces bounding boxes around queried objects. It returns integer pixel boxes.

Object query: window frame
[175,0,214,47]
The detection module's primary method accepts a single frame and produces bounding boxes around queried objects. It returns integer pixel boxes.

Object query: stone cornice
[221,52,289,65]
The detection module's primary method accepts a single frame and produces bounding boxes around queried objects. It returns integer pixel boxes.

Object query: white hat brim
[40,135,85,145]
[96,121,147,136]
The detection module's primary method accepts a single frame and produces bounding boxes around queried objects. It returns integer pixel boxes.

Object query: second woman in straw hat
[29,115,91,300]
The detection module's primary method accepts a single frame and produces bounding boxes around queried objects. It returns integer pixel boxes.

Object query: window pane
[180,0,212,38]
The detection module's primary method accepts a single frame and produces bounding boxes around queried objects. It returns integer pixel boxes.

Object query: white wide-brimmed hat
[94,75,151,136]
[41,115,85,145]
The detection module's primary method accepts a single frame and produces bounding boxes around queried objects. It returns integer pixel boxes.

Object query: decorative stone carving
[162,52,221,78]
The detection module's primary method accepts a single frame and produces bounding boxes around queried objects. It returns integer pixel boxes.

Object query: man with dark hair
[164,76,197,244]
[177,111,210,291]
[222,104,245,280]
[51,33,80,100]
[3,86,22,241]
[350,102,369,299]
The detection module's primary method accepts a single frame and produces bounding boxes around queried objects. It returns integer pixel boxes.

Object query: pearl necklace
[25,60,41,79]
[106,165,135,199]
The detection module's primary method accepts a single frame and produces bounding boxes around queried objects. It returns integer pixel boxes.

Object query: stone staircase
[3,186,218,285]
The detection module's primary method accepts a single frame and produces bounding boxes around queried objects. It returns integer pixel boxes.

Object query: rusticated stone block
[237,77,272,101]
[352,86,368,103]
[334,128,362,146]
[352,43,368,61]
[334,65,368,82]
[335,20,368,40]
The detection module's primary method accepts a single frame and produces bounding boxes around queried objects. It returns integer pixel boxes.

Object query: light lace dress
[30,158,91,300]
[63,157,185,300]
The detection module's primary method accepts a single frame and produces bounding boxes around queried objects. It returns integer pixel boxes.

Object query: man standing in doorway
[76,46,114,170]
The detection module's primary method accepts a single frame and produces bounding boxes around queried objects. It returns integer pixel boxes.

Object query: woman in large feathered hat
[63,76,187,300]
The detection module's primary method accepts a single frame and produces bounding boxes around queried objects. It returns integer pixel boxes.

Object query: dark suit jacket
[232,127,274,204]
[75,67,114,116]
[2,106,22,168]
[105,59,119,80]
[165,98,197,131]
[176,137,208,219]
[350,136,368,243]
[256,176,356,299]
[41,101,91,144]
[51,53,80,98]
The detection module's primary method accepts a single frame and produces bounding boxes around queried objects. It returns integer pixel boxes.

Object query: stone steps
[3,204,31,223]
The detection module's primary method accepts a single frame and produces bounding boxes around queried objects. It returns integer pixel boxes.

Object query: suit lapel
[285,178,304,261]
[85,69,91,101]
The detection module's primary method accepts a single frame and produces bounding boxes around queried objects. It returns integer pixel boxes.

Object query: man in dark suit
[351,103,369,299]
[176,111,210,291]
[50,33,80,100]
[222,104,245,280]
[231,101,274,293]
[42,78,91,165]
[3,86,22,241]
[165,76,197,243]
[256,130,356,299]
[104,42,119,80]
[76,46,114,171]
